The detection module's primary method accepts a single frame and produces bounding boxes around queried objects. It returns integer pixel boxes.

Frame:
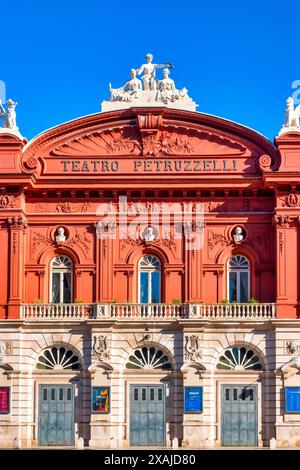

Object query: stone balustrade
[22,303,93,320]
[188,302,276,320]
[21,302,276,321]
[108,303,184,319]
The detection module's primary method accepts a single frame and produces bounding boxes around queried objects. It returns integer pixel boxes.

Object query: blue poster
[285,387,300,412]
[184,386,203,413]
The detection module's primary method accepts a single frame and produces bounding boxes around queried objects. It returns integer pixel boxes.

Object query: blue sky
[1,0,299,141]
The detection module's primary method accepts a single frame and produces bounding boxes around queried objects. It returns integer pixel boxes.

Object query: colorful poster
[184,386,202,413]
[91,386,110,413]
[0,387,10,414]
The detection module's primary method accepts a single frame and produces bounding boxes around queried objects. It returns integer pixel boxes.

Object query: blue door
[39,385,74,446]
[221,384,258,446]
[130,385,165,446]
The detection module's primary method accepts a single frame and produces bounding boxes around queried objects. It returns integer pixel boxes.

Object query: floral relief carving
[161,232,177,252]
[8,216,27,230]
[120,237,144,251]
[279,231,284,254]
[65,230,91,254]
[272,215,292,228]
[208,230,231,249]
[52,128,141,156]
[105,133,141,154]
[31,229,91,255]
[32,232,53,254]
[50,125,246,158]
[34,202,48,213]
[141,131,194,157]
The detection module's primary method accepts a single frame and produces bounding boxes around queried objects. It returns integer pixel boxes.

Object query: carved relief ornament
[32,229,91,254]
[92,335,111,362]
[7,216,27,230]
[272,215,292,227]
[258,154,272,171]
[51,125,246,159]
[208,231,231,249]
[185,335,202,362]
[286,341,300,355]
[282,193,300,208]
[0,195,16,209]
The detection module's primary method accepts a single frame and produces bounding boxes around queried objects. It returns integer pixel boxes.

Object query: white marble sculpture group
[0,99,18,130]
[102,53,197,111]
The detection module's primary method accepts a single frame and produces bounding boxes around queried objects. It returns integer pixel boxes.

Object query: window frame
[227,255,250,303]
[49,256,73,304]
[138,255,161,304]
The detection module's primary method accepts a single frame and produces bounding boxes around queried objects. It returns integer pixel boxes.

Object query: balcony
[21,302,276,321]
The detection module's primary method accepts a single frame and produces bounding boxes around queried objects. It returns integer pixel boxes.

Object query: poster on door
[91,386,110,413]
[0,387,10,413]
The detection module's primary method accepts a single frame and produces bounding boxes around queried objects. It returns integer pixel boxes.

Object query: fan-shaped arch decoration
[126,346,172,370]
[216,346,263,371]
[50,255,72,269]
[139,255,161,270]
[229,255,249,269]
[36,346,80,370]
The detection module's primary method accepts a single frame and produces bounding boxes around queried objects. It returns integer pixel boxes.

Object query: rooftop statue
[136,52,173,91]
[109,69,142,102]
[0,98,18,129]
[101,53,197,112]
[278,96,300,135]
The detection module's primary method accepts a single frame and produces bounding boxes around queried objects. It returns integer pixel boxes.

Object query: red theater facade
[1,97,300,448]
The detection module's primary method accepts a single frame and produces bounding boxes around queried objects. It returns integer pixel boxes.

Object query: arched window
[228,255,250,303]
[126,346,172,370]
[37,346,80,370]
[216,346,263,371]
[50,256,72,303]
[138,255,161,304]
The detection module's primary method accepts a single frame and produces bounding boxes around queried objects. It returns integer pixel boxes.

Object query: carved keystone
[136,112,163,157]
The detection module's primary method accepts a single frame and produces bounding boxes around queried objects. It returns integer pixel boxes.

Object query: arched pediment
[21,108,279,179]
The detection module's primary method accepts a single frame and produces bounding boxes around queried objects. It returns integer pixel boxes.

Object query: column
[7,216,27,318]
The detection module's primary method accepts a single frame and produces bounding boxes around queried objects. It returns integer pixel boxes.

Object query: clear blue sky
[1,0,299,141]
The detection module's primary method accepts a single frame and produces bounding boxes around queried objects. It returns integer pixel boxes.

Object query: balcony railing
[21,302,276,321]
[22,303,93,320]
[188,303,276,320]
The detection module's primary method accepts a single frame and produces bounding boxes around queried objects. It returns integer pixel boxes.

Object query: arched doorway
[37,345,80,446]
[217,345,264,447]
[126,346,172,446]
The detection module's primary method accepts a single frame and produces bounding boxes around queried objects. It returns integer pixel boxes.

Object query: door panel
[39,385,74,446]
[130,385,165,446]
[221,384,258,447]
